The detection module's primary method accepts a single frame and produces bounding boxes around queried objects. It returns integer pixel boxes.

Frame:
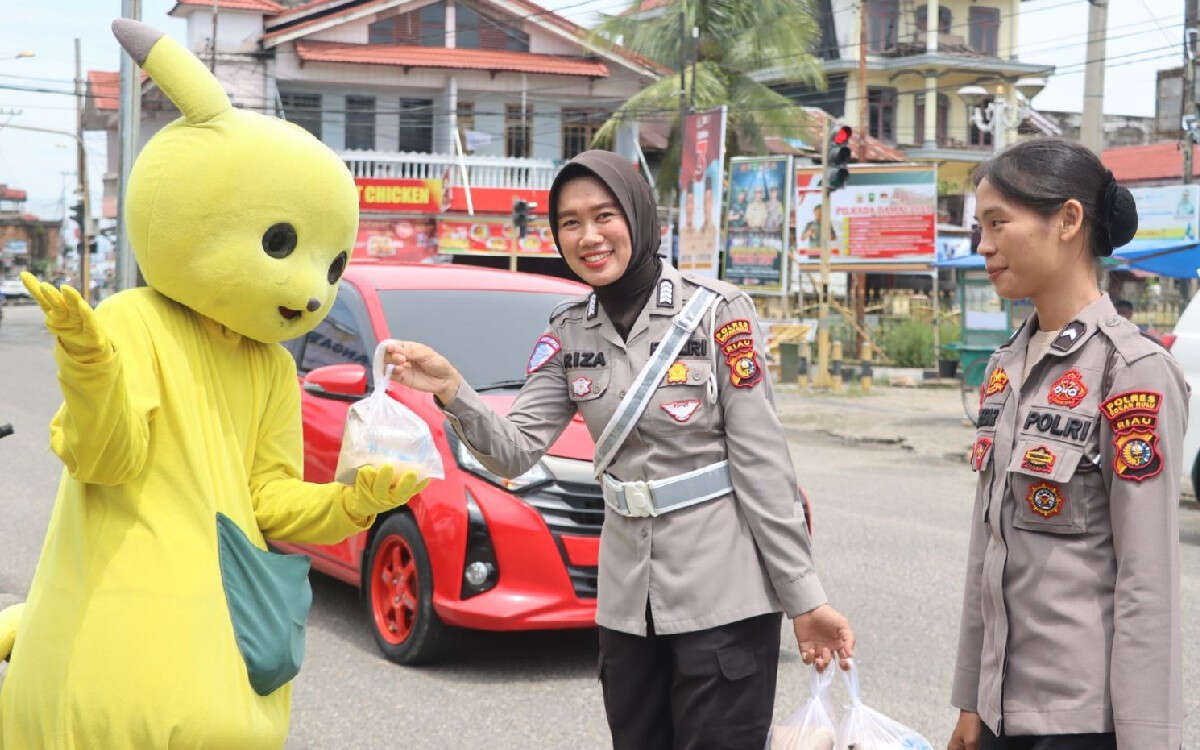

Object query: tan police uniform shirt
[953,294,1186,748]
[442,262,826,635]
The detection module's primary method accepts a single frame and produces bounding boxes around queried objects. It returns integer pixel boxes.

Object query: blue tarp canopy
[936,239,1200,278]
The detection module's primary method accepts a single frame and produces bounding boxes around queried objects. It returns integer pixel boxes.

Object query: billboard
[437,219,557,256]
[794,164,937,259]
[1129,185,1199,242]
[724,156,792,294]
[676,106,727,277]
[356,177,445,214]
[352,219,438,262]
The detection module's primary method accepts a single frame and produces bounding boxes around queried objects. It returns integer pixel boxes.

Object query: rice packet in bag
[766,660,837,750]
[334,340,444,484]
[836,660,932,750]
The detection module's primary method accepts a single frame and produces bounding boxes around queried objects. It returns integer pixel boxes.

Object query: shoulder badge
[526,334,562,374]
[970,437,993,472]
[1051,321,1087,352]
[984,367,1009,398]
[657,280,674,308]
[586,294,598,320]
[1100,390,1164,482]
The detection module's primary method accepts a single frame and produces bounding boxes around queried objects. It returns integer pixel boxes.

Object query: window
[914,92,949,145]
[562,108,602,159]
[279,92,321,140]
[456,101,475,152]
[868,87,897,142]
[457,3,529,52]
[969,7,1000,56]
[397,98,433,153]
[298,287,372,375]
[867,0,898,52]
[505,103,532,158]
[345,96,376,150]
[368,3,445,46]
[915,5,951,35]
[969,96,994,147]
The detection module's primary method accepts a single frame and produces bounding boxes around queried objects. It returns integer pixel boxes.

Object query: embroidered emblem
[1101,390,1164,482]
[526,334,561,374]
[586,294,598,320]
[984,368,1009,398]
[564,351,607,368]
[1051,321,1087,352]
[658,280,674,308]
[665,361,688,385]
[1026,482,1065,518]
[1113,432,1162,481]
[729,351,762,389]
[1021,445,1056,474]
[714,319,752,345]
[1100,391,1162,423]
[721,337,755,358]
[1047,369,1088,409]
[660,399,701,423]
[970,437,993,472]
[571,376,593,397]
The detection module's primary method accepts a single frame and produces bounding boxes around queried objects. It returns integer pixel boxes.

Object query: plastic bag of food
[836,660,932,750]
[766,660,838,750]
[334,340,444,484]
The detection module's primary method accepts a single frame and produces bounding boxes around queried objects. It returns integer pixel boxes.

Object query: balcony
[341,149,560,191]
[902,136,994,162]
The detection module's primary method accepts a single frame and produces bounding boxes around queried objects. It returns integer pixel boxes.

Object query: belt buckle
[623,481,656,518]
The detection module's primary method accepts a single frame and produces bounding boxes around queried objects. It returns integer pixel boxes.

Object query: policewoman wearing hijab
[386,150,854,749]
[948,138,1186,750]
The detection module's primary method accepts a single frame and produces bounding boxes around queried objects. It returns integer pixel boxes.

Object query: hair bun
[1096,171,1137,255]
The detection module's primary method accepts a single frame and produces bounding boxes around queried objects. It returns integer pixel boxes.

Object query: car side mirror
[303,363,368,402]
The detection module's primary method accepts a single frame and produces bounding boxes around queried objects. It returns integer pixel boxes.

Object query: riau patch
[721,337,755,359]
[1051,321,1087,352]
[665,361,689,385]
[1026,482,1065,518]
[984,368,1009,398]
[526,334,562,374]
[660,399,701,423]
[1047,369,1088,409]
[714,319,752,345]
[1113,432,1163,482]
[571,376,593,398]
[728,351,762,389]
[658,280,674,308]
[970,437,993,472]
[1101,390,1164,482]
[1021,445,1056,474]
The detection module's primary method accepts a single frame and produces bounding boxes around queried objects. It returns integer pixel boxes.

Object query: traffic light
[512,198,534,239]
[826,125,853,192]
[69,201,85,228]
[88,237,99,254]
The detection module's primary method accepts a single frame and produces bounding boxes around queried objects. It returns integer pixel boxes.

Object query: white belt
[601,461,732,518]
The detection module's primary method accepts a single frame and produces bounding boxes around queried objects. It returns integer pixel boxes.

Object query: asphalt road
[1,302,1198,749]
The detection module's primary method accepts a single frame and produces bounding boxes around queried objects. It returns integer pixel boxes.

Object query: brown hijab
[548,150,662,340]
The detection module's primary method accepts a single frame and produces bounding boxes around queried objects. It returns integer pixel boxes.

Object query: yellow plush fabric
[0,20,415,749]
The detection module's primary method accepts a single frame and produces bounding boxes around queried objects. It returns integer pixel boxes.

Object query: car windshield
[378,289,575,390]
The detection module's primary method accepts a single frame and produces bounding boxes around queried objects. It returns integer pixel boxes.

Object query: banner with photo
[724,156,792,294]
[1129,185,1199,242]
[794,164,937,259]
[437,218,557,255]
[352,219,439,262]
[676,106,727,277]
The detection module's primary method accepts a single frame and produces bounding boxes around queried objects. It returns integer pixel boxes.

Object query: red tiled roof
[171,0,284,12]
[264,0,397,40]
[267,0,349,26]
[87,70,120,111]
[294,40,609,77]
[1,188,27,202]
[1102,142,1200,183]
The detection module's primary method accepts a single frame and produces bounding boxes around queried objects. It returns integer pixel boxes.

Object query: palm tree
[590,0,826,198]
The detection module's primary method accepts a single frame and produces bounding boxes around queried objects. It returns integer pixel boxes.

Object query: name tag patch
[1101,390,1164,482]
[650,339,707,357]
[977,408,1000,428]
[527,334,561,374]
[564,351,607,368]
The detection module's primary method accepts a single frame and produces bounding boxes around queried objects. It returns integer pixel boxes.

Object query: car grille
[522,457,602,599]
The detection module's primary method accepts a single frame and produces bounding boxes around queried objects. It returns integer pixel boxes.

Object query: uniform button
[619,390,626,398]
[641,528,649,539]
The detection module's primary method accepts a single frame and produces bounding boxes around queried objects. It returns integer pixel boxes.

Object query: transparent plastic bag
[836,660,932,750]
[766,661,838,750]
[334,340,444,484]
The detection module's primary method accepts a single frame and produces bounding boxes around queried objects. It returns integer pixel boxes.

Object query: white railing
[341,149,560,190]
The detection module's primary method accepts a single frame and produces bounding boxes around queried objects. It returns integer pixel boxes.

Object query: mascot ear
[111,18,230,125]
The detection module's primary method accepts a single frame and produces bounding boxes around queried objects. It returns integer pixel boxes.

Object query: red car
[275,261,600,664]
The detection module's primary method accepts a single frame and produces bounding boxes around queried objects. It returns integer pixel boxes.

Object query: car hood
[477,392,595,462]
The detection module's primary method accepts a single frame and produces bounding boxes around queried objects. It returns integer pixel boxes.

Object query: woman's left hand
[793,604,855,672]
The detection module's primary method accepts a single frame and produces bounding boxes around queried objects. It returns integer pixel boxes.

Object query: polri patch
[660,399,701,423]
[970,437,993,472]
[571,376,593,398]
[1022,410,1093,443]
[1021,445,1056,474]
[728,351,762,389]
[714,319,752,345]
[1026,482,1065,518]
[1047,369,1088,409]
[721,337,755,359]
[1051,321,1087,352]
[984,368,1009,398]
[526,334,562,374]
[665,361,689,385]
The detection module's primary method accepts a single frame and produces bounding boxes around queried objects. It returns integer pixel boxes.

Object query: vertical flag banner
[724,156,792,294]
[676,106,727,277]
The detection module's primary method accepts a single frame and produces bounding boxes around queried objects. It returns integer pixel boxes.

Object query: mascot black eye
[327,251,348,284]
[262,223,298,259]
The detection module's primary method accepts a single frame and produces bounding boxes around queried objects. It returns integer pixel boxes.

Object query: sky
[0,0,1185,220]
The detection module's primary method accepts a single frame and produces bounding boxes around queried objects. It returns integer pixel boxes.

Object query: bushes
[881,320,934,368]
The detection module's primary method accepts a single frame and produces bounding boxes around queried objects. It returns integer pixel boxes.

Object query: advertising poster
[794,164,937,259]
[355,177,444,214]
[1129,185,1199,242]
[351,219,439,262]
[437,219,557,255]
[676,106,727,277]
[724,156,791,294]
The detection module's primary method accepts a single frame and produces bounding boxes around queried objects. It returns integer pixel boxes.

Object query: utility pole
[690,26,698,111]
[210,0,219,72]
[678,3,688,145]
[854,0,868,354]
[116,0,141,292]
[1183,0,1197,184]
[1080,0,1108,154]
[74,38,90,303]
[817,117,832,388]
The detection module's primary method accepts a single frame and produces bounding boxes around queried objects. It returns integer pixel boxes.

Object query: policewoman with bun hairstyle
[949,138,1186,750]
[385,150,854,749]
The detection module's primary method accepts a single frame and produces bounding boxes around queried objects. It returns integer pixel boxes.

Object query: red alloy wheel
[370,533,419,645]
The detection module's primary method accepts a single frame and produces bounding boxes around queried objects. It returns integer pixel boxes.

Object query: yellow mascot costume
[0,19,425,748]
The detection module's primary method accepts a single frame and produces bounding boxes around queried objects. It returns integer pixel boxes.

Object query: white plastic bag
[766,661,838,750]
[836,660,932,750]
[334,340,444,485]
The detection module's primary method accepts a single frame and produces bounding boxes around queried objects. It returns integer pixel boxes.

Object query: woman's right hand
[948,710,981,750]
[385,341,462,405]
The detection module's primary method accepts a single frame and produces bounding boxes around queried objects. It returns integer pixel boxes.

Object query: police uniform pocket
[1007,440,1088,534]
[658,359,712,390]
[566,367,610,402]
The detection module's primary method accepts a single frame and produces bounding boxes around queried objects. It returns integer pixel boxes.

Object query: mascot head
[112,19,359,344]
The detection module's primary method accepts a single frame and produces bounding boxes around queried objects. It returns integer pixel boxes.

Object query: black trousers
[980,723,1117,750]
[597,611,782,750]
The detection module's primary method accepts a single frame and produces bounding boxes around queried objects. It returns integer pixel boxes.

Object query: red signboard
[352,219,439,262]
[356,178,444,214]
[444,186,550,215]
[437,219,557,255]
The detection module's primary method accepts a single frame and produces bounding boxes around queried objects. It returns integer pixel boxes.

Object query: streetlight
[957,77,1046,152]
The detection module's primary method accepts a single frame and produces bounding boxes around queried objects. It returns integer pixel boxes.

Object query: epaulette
[997,317,1028,350]
[1098,314,1163,366]
[680,271,742,302]
[547,293,590,323]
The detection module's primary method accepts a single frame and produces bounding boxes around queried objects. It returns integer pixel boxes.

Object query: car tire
[363,512,451,665]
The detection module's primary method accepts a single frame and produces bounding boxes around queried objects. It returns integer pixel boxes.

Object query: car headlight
[450,434,551,492]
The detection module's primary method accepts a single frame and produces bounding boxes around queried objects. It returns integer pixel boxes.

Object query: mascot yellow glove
[20,272,110,359]
[0,602,25,663]
[345,465,429,520]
